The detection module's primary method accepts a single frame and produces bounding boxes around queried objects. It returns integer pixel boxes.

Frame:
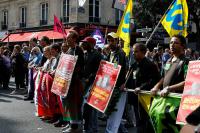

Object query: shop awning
[2,29,69,43]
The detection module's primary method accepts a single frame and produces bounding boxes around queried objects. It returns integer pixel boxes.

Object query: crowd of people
[0,29,200,133]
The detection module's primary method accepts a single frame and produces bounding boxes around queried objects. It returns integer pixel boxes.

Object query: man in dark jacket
[80,36,102,133]
[126,43,160,133]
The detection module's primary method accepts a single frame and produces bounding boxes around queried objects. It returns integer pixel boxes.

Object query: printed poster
[92,28,105,48]
[87,60,121,113]
[51,53,77,97]
[176,61,200,124]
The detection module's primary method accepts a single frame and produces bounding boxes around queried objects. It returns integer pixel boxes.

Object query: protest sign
[87,60,121,113]
[51,53,77,97]
[176,61,200,124]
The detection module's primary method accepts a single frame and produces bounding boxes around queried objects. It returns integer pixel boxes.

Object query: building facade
[0,0,122,32]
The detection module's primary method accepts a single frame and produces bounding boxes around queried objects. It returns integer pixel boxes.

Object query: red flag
[54,15,67,37]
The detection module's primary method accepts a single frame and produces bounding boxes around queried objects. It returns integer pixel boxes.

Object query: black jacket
[83,49,102,85]
[127,57,160,91]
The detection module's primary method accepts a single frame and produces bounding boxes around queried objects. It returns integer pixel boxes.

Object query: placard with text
[176,61,200,124]
[87,60,121,113]
[51,53,77,97]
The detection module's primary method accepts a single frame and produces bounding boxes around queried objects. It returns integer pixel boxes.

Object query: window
[89,0,100,23]
[115,9,123,25]
[20,7,26,28]
[40,3,48,25]
[63,0,69,23]
[1,10,8,30]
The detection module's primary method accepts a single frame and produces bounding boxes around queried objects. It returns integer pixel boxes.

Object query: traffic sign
[136,28,152,33]
[136,38,148,42]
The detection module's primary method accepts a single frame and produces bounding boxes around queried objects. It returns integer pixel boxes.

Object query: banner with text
[177,61,200,124]
[51,53,77,97]
[87,60,121,113]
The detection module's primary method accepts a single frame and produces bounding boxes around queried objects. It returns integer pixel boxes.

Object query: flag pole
[145,0,176,46]
[104,20,110,43]
[53,31,55,44]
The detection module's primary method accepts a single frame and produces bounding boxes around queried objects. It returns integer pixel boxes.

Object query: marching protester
[10,45,26,94]
[162,48,171,67]
[37,45,61,122]
[151,35,189,96]
[153,46,163,73]
[104,32,127,133]
[80,36,102,133]
[61,42,69,54]
[61,30,84,133]
[0,47,11,90]
[22,46,30,87]
[150,35,189,132]
[0,46,5,89]
[126,43,160,133]
[24,46,42,101]
[38,36,51,66]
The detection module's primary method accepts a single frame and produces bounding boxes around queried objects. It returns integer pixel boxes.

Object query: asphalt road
[0,79,135,133]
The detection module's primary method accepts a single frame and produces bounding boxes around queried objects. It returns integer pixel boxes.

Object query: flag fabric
[138,93,152,113]
[91,28,105,48]
[117,0,132,56]
[149,95,181,133]
[112,0,127,11]
[54,15,67,37]
[161,0,188,37]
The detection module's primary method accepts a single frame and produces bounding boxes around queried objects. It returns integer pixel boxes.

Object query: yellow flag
[138,93,152,113]
[161,0,188,37]
[117,0,132,56]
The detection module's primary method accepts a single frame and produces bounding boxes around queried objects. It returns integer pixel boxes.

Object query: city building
[0,0,123,43]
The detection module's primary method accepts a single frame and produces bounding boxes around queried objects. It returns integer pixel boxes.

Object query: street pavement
[0,78,135,133]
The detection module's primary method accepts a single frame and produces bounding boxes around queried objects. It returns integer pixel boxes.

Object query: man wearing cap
[80,36,102,133]
[151,34,189,96]
[105,32,127,133]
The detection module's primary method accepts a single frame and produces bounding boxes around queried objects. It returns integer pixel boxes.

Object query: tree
[133,0,200,49]
[187,0,200,49]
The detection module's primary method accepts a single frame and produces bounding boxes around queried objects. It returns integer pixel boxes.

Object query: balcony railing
[89,17,100,23]
[1,22,8,30]
[61,16,69,23]
[40,20,48,26]
[19,22,26,28]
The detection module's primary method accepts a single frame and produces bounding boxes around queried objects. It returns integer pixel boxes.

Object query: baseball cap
[81,36,96,45]
[107,32,118,39]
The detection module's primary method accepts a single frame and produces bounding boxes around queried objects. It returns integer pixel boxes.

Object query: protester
[102,44,110,60]
[126,43,160,133]
[39,36,51,66]
[104,32,127,133]
[80,36,102,133]
[10,45,26,94]
[22,46,30,86]
[62,30,84,133]
[153,46,163,73]
[37,46,60,121]
[162,48,171,66]
[29,38,38,50]
[2,49,12,90]
[150,35,189,132]
[151,35,189,96]
[61,42,69,54]
[24,46,42,101]
[0,46,6,89]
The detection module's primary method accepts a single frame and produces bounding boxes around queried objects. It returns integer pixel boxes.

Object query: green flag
[149,95,181,133]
